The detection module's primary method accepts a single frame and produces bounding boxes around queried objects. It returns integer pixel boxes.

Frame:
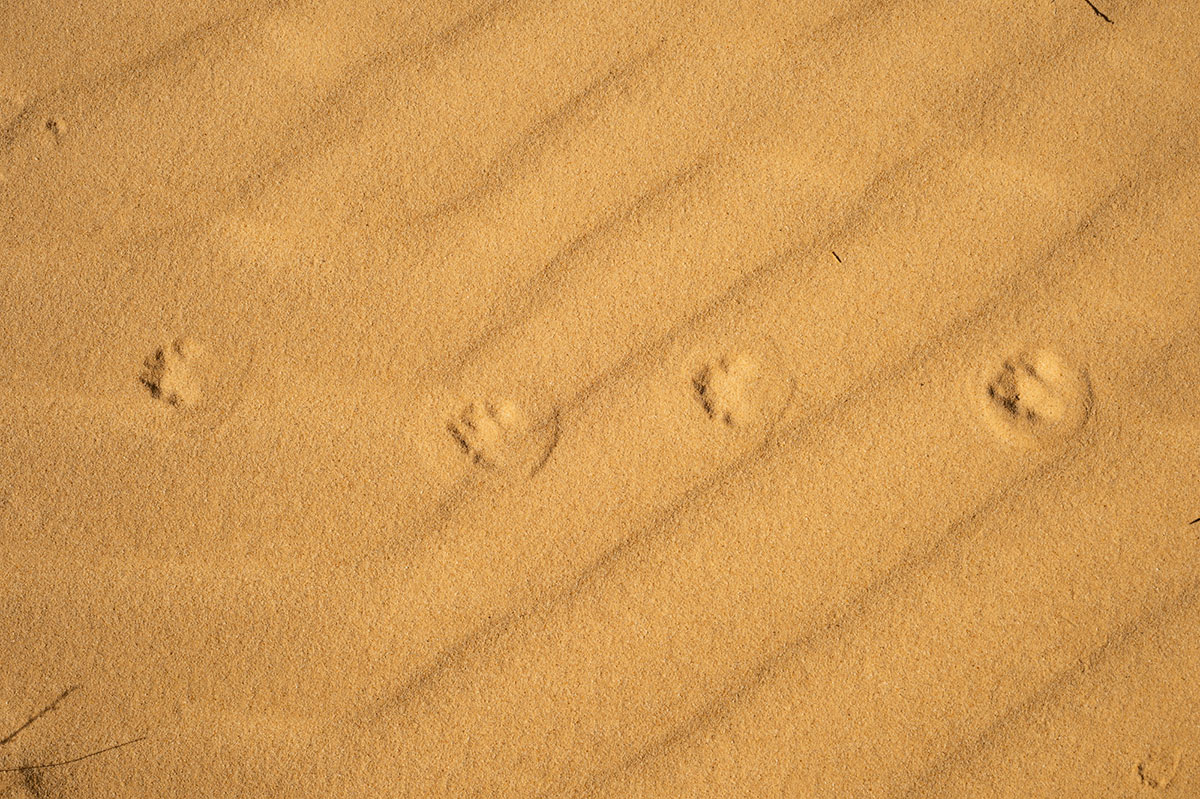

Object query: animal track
[140,337,204,409]
[43,118,63,143]
[1137,747,1181,790]
[693,354,760,427]
[448,399,525,468]
[978,347,1091,446]
[677,329,794,436]
[447,398,564,477]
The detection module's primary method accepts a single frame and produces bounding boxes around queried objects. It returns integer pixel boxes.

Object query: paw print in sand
[1137,747,1181,790]
[980,347,1091,446]
[140,337,204,409]
[447,399,529,469]
[694,354,760,427]
[431,394,560,479]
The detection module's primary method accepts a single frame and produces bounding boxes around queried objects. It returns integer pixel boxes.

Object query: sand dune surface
[1,0,1198,797]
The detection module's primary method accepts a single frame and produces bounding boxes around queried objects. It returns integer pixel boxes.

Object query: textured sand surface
[1,0,1198,796]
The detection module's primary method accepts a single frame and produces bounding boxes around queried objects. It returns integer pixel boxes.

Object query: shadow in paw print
[693,354,760,427]
[1137,747,1181,790]
[978,347,1092,448]
[140,337,203,409]
[446,399,560,477]
[675,326,795,441]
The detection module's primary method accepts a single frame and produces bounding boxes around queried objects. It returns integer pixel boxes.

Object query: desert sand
[1,0,1198,796]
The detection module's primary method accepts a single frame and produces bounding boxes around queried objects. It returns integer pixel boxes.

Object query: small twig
[0,686,80,747]
[1190,517,1200,525]
[0,736,147,773]
[832,251,843,263]
[1084,0,1113,24]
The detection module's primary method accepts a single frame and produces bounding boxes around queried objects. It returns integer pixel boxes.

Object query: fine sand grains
[341,99,1200,799]
[444,397,559,476]
[1,0,1198,797]
[976,346,1092,449]
[139,337,204,410]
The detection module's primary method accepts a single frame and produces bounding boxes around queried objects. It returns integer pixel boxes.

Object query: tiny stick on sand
[0,736,148,773]
[0,685,80,747]
[1084,0,1114,24]
[1,684,147,774]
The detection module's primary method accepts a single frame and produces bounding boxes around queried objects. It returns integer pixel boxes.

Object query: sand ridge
[1,0,1198,796]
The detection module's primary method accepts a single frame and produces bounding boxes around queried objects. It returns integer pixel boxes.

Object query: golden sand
[1,0,1197,796]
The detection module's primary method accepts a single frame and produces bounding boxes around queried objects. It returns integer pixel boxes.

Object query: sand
[1,0,1197,796]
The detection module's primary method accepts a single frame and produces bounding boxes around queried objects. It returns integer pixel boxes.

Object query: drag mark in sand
[1,686,148,781]
[0,737,148,774]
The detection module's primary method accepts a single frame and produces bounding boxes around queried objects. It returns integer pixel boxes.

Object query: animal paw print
[694,354,759,427]
[1137,747,1181,790]
[42,117,64,145]
[980,347,1090,445]
[140,337,203,409]
[447,399,527,469]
